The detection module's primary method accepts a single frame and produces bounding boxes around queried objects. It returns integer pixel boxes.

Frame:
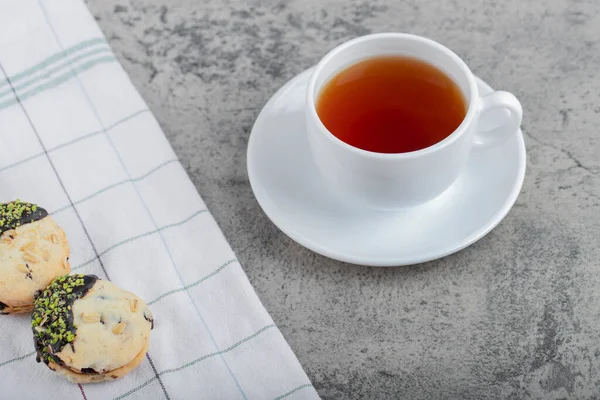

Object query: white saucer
[247,67,526,267]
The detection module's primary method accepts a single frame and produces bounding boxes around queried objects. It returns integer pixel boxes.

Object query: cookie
[0,200,70,314]
[32,275,154,383]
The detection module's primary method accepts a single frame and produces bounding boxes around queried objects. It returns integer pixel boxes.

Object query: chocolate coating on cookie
[80,367,98,375]
[0,200,48,235]
[32,275,98,365]
[143,310,154,329]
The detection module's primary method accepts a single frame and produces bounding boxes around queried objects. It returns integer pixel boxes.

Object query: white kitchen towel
[0,1,318,399]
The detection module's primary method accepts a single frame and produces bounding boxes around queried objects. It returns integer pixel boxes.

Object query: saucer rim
[247,67,526,267]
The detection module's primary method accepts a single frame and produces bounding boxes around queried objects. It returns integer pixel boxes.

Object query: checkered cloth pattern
[0,1,318,399]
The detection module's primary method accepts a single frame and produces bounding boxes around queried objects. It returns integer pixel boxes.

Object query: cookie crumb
[112,321,126,335]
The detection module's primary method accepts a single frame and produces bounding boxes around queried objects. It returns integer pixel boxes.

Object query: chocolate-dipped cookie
[32,275,154,383]
[0,200,70,314]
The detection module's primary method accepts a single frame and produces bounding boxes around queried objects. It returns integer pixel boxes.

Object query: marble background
[86,0,600,398]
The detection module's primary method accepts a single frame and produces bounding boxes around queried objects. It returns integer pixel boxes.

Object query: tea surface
[316,56,467,153]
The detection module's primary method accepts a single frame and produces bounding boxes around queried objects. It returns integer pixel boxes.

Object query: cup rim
[306,32,479,159]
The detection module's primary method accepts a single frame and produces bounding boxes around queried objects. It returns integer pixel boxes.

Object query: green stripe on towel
[0,38,106,89]
[0,55,117,110]
[0,47,112,100]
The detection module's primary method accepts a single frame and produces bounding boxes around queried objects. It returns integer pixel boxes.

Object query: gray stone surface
[86,0,600,398]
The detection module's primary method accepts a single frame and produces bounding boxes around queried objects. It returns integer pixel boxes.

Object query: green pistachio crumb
[0,200,47,234]
[32,274,98,364]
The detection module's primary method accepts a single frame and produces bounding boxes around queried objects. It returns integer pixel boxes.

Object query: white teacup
[306,33,523,209]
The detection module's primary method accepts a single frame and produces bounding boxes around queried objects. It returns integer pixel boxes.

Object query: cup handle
[473,91,523,149]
